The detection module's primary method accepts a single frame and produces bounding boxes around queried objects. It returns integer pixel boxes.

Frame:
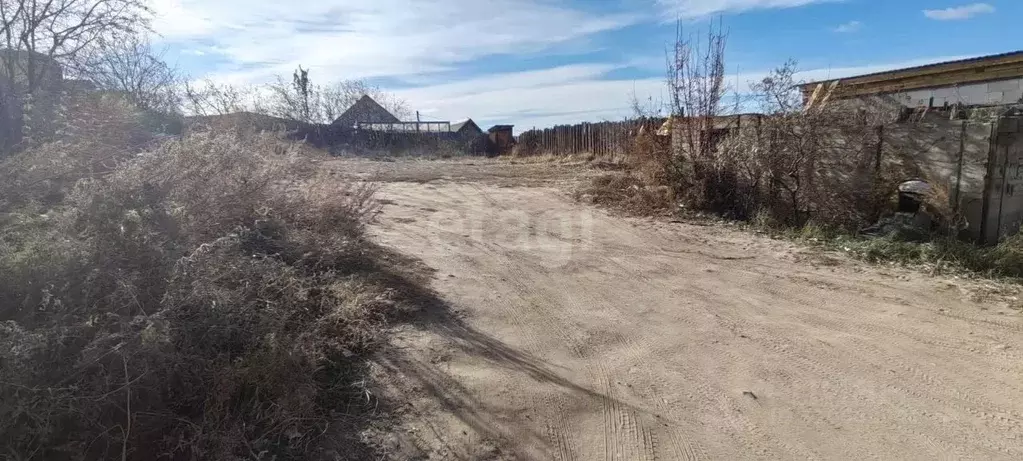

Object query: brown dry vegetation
[578,57,1023,280]
[0,100,427,459]
[575,131,677,215]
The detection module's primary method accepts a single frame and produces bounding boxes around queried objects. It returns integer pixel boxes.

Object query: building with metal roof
[800,50,1023,110]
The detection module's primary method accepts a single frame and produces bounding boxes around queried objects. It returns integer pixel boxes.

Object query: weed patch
[577,171,673,215]
[0,129,422,460]
[780,222,1023,280]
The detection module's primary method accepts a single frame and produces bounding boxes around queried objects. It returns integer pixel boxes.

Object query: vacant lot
[328,157,1023,460]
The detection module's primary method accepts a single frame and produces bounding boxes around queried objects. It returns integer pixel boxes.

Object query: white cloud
[923,3,995,21]
[833,20,861,33]
[792,55,975,84]
[392,65,667,129]
[152,0,985,130]
[656,0,835,18]
[151,0,642,83]
[390,55,980,129]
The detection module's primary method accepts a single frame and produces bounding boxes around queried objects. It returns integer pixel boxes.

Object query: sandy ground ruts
[335,158,1023,460]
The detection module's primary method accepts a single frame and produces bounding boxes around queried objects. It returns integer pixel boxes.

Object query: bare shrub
[604,49,911,234]
[182,79,253,117]
[708,62,892,229]
[0,92,156,211]
[663,20,729,207]
[666,20,727,159]
[628,123,674,186]
[0,129,396,460]
[513,130,541,156]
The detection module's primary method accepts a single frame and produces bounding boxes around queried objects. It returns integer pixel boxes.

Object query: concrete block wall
[888,78,1023,108]
[688,109,1019,242]
[878,116,1023,243]
[882,118,994,240]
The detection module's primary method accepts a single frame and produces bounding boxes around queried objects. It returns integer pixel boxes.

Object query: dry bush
[594,58,922,235]
[608,30,898,231]
[711,111,885,228]
[0,130,399,460]
[512,130,540,156]
[685,62,901,230]
[0,92,160,211]
[918,176,971,235]
[578,171,673,215]
[627,127,675,185]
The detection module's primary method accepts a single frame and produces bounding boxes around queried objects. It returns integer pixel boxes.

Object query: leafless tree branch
[0,0,151,92]
[665,18,727,160]
[182,79,250,117]
[81,33,178,112]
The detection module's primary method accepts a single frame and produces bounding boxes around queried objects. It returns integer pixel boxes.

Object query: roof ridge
[803,50,1023,86]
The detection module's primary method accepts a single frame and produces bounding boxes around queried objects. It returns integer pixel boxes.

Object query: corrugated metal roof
[802,50,1023,87]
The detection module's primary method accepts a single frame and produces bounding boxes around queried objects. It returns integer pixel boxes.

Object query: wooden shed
[487,125,514,155]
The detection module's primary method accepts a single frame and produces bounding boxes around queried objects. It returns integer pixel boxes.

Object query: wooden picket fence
[516,118,666,156]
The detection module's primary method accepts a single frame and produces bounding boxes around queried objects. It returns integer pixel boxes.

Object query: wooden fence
[286,125,491,156]
[516,118,666,156]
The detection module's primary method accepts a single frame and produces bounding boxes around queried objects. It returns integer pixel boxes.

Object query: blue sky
[151,0,1021,128]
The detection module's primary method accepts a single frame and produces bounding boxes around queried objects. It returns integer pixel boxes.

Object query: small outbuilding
[487,124,514,154]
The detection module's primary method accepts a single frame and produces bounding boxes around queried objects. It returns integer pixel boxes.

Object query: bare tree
[661,18,729,208]
[0,0,149,151]
[182,79,250,117]
[665,19,727,160]
[293,66,311,122]
[83,34,178,113]
[260,67,410,124]
[0,0,151,92]
[628,87,664,119]
[751,59,804,114]
[320,79,409,123]
[261,67,316,123]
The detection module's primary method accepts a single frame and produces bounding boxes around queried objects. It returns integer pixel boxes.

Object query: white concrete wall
[887,78,1023,108]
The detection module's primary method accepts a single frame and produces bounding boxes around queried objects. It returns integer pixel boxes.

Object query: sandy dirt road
[335,159,1023,460]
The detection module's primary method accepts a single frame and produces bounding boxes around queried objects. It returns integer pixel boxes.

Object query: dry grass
[575,102,1016,282]
[0,93,162,212]
[0,110,419,460]
[577,172,673,216]
[786,226,1023,281]
[575,130,676,215]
